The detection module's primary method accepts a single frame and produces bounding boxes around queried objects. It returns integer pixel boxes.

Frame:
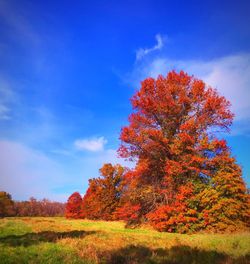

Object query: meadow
[0,217,249,263]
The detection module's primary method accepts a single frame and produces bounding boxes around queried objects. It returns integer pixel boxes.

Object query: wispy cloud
[0,105,10,120]
[0,77,16,120]
[0,139,133,201]
[81,148,134,171]
[136,34,165,61]
[74,137,107,152]
[0,0,40,46]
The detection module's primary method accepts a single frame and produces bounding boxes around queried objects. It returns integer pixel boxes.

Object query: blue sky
[0,0,249,201]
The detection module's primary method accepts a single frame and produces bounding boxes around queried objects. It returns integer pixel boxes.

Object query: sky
[0,0,249,202]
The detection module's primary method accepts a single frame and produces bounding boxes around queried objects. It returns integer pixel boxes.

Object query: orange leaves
[81,164,125,221]
[114,203,141,221]
[202,87,234,128]
[179,118,196,132]
[165,160,184,178]
[178,132,195,145]
[132,77,156,110]
[146,183,198,233]
[211,138,228,151]
[191,79,205,100]
[176,184,194,201]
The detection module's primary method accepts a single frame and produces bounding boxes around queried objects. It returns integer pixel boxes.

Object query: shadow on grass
[106,245,250,264]
[0,230,96,247]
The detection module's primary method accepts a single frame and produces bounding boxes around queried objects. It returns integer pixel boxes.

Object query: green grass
[0,217,249,263]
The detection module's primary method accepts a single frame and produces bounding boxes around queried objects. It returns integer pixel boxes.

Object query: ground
[0,217,249,263]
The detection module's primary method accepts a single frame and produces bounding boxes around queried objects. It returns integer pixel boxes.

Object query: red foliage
[117,70,249,232]
[65,192,82,219]
[146,183,198,232]
[114,202,141,222]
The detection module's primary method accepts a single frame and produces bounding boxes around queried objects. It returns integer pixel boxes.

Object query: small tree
[0,191,14,217]
[82,163,125,220]
[65,192,82,218]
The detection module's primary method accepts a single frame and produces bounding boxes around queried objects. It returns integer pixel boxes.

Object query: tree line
[66,71,250,233]
[0,191,65,217]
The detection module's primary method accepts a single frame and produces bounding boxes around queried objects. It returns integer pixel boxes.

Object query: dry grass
[0,217,249,263]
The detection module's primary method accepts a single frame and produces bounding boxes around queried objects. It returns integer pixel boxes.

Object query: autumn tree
[118,70,249,233]
[0,191,14,217]
[65,192,82,219]
[81,163,125,220]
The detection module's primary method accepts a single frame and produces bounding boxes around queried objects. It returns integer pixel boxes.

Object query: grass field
[0,217,249,263]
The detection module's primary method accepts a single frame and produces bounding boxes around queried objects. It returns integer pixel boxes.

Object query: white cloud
[136,34,164,61]
[130,53,250,124]
[0,139,133,202]
[74,137,107,152]
[86,148,134,168]
[0,140,73,201]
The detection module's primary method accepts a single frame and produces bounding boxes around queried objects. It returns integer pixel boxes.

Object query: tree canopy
[81,163,125,220]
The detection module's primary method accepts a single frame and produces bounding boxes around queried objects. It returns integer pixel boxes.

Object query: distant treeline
[0,191,65,217]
